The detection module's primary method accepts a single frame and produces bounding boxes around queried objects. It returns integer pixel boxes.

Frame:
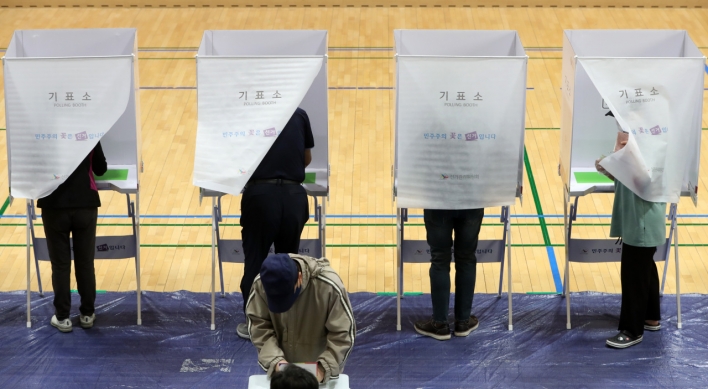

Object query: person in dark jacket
[37,142,107,332]
[237,108,314,340]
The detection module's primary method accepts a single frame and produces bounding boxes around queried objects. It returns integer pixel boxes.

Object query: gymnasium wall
[0,0,703,9]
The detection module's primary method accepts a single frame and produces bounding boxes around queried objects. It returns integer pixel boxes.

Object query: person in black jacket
[37,142,107,333]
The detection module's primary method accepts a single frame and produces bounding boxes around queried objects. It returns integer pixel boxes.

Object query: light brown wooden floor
[0,8,707,296]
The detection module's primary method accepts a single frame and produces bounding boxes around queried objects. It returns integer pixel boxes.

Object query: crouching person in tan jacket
[246,253,356,384]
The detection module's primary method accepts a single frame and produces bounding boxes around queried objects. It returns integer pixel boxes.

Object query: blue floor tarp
[1,291,707,388]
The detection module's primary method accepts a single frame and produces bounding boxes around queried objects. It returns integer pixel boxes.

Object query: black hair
[270,364,319,389]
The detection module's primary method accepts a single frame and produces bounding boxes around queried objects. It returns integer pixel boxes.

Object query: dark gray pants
[424,208,485,322]
[42,208,98,321]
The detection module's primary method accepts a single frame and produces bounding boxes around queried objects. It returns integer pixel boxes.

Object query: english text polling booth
[194,30,328,330]
[394,30,527,331]
[2,29,143,327]
[559,30,704,330]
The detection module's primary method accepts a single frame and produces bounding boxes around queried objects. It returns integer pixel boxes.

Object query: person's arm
[316,279,356,383]
[92,142,108,176]
[304,149,312,167]
[246,282,286,377]
[302,109,314,168]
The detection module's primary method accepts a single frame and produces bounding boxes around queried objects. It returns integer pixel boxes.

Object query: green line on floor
[0,197,10,216]
[71,289,106,294]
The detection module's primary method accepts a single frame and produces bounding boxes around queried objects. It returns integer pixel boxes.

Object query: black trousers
[618,243,661,337]
[41,208,98,321]
[240,184,309,309]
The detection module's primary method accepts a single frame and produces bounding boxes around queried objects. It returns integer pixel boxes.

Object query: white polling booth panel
[194,30,328,197]
[393,30,528,331]
[2,28,143,327]
[559,30,704,203]
[558,29,705,330]
[3,28,141,197]
[194,30,329,331]
[394,29,526,210]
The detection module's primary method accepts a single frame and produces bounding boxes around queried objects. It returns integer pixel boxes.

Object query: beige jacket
[246,255,355,383]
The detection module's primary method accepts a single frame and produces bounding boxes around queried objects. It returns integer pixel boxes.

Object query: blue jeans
[424,208,484,322]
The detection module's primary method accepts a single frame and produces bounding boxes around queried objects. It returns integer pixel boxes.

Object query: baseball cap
[259,254,301,313]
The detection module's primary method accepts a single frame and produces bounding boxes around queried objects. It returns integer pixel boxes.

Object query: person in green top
[596,111,665,349]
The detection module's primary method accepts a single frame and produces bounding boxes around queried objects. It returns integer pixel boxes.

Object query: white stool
[248,374,350,389]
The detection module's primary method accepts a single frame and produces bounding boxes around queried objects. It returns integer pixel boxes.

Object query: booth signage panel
[218,239,322,264]
[33,235,137,261]
[559,30,704,203]
[395,56,526,209]
[4,56,133,199]
[401,239,504,264]
[193,56,323,196]
[197,30,329,193]
[586,57,705,203]
[568,238,668,263]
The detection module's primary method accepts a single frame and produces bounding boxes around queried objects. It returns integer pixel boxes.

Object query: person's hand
[595,158,615,181]
[276,360,288,372]
[316,362,325,383]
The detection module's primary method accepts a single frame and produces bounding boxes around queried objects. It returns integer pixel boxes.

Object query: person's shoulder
[293,107,310,122]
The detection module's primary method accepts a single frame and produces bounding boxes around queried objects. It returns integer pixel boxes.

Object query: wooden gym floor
[0,7,707,297]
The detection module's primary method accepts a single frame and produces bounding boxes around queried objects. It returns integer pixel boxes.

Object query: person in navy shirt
[237,108,315,339]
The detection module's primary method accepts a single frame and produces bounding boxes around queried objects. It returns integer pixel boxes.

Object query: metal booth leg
[497,206,507,298]
[26,200,32,328]
[215,196,225,298]
[210,196,217,331]
[505,206,513,331]
[660,204,677,296]
[27,201,44,297]
[675,213,682,329]
[128,194,142,326]
[320,197,326,258]
[564,195,579,330]
[396,208,405,331]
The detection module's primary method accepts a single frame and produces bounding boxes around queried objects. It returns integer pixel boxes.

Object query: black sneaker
[644,321,661,331]
[606,331,643,349]
[414,318,451,341]
[454,316,479,337]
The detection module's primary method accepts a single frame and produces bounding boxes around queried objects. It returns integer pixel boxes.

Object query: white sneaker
[80,313,95,329]
[51,315,72,333]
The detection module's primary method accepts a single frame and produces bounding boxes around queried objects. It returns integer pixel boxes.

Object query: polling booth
[559,29,705,329]
[193,30,328,330]
[393,30,527,331]
[2,29,143,327]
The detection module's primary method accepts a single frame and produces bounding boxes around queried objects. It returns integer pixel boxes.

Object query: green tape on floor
[71,289,106,294]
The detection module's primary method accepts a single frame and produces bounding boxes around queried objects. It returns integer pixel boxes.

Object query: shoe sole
[606,337,642,349]
[236,330,250,340]
[414,326,451,341]
[454,322,480,337]
[80,321,94,329]
[644,324,661,331]
[51,322,73,333]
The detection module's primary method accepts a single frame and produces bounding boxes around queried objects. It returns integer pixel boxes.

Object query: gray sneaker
[236,322,250,339]
[51,315,72,333]
[80,314,95,329]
